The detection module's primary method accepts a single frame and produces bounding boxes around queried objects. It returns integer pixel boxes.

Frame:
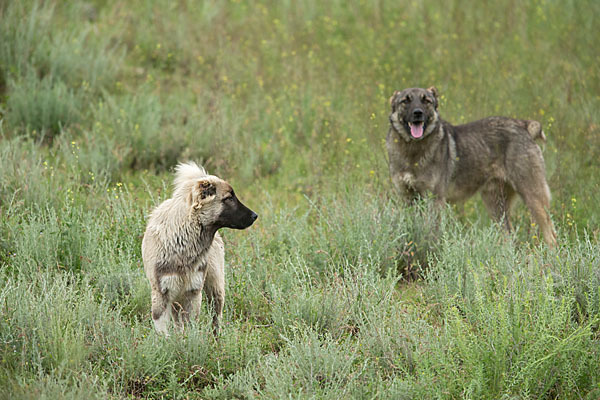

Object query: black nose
[251,212,258,221]
[413,108,424,119]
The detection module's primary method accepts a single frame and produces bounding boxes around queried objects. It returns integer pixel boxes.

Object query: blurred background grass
[1,0,599,398]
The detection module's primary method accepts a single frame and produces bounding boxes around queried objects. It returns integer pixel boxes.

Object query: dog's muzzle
[408,109,425,138]
[408,121,424,138]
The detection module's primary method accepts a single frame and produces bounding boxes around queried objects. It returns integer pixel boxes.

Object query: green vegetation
[1,0,599,398]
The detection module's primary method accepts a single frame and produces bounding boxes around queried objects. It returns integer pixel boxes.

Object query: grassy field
[1,0,599,398]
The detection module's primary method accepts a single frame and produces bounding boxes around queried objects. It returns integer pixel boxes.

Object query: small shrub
[5,75,81,140]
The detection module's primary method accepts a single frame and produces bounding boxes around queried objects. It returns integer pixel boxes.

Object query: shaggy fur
[387,87,557,247]
[142,162,257,335]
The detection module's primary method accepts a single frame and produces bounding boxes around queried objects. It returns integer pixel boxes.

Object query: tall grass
[1,0,599,398]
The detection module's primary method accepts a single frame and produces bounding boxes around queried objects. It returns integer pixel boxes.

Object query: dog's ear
[427,86,439,108]
[427,86,438,98]
[199,181,217,199]
[427,86,439,110]
[389,90,400,110]
[188,180,217,209]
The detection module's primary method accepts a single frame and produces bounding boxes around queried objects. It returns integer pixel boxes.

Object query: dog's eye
[400,96,410,104]
[422,95,432,104]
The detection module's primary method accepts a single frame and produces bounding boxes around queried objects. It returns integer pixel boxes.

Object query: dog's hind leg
[178,289,203,326]
[204,286,224,336]
[481,180,517,234]
[508,145,557,247]
[518,183,557,247]
[203,269,225,336]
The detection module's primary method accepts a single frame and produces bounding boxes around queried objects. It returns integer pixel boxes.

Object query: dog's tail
[527,120,546,143]
[174,161,208,189]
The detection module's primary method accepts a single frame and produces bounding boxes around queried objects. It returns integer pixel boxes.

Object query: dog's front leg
[433,197,447,209]
[390,171,419,205]
[151,287,172,336]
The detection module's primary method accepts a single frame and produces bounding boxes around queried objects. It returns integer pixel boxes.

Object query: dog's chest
[156,242,212,298]
[401,151,446,191]
[159,268,205,297]
[409,168,443,193]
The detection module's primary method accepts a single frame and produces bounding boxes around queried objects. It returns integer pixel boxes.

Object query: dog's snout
[250,212,258,221]
[413,108,424,119]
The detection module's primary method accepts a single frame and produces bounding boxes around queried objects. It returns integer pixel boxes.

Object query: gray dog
[387,87,557,246]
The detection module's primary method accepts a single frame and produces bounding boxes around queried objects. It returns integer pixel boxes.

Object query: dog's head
[389,87,439,141]
[175,162,258,230]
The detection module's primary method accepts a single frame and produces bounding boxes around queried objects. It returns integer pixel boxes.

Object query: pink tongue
[410,123,423,138]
